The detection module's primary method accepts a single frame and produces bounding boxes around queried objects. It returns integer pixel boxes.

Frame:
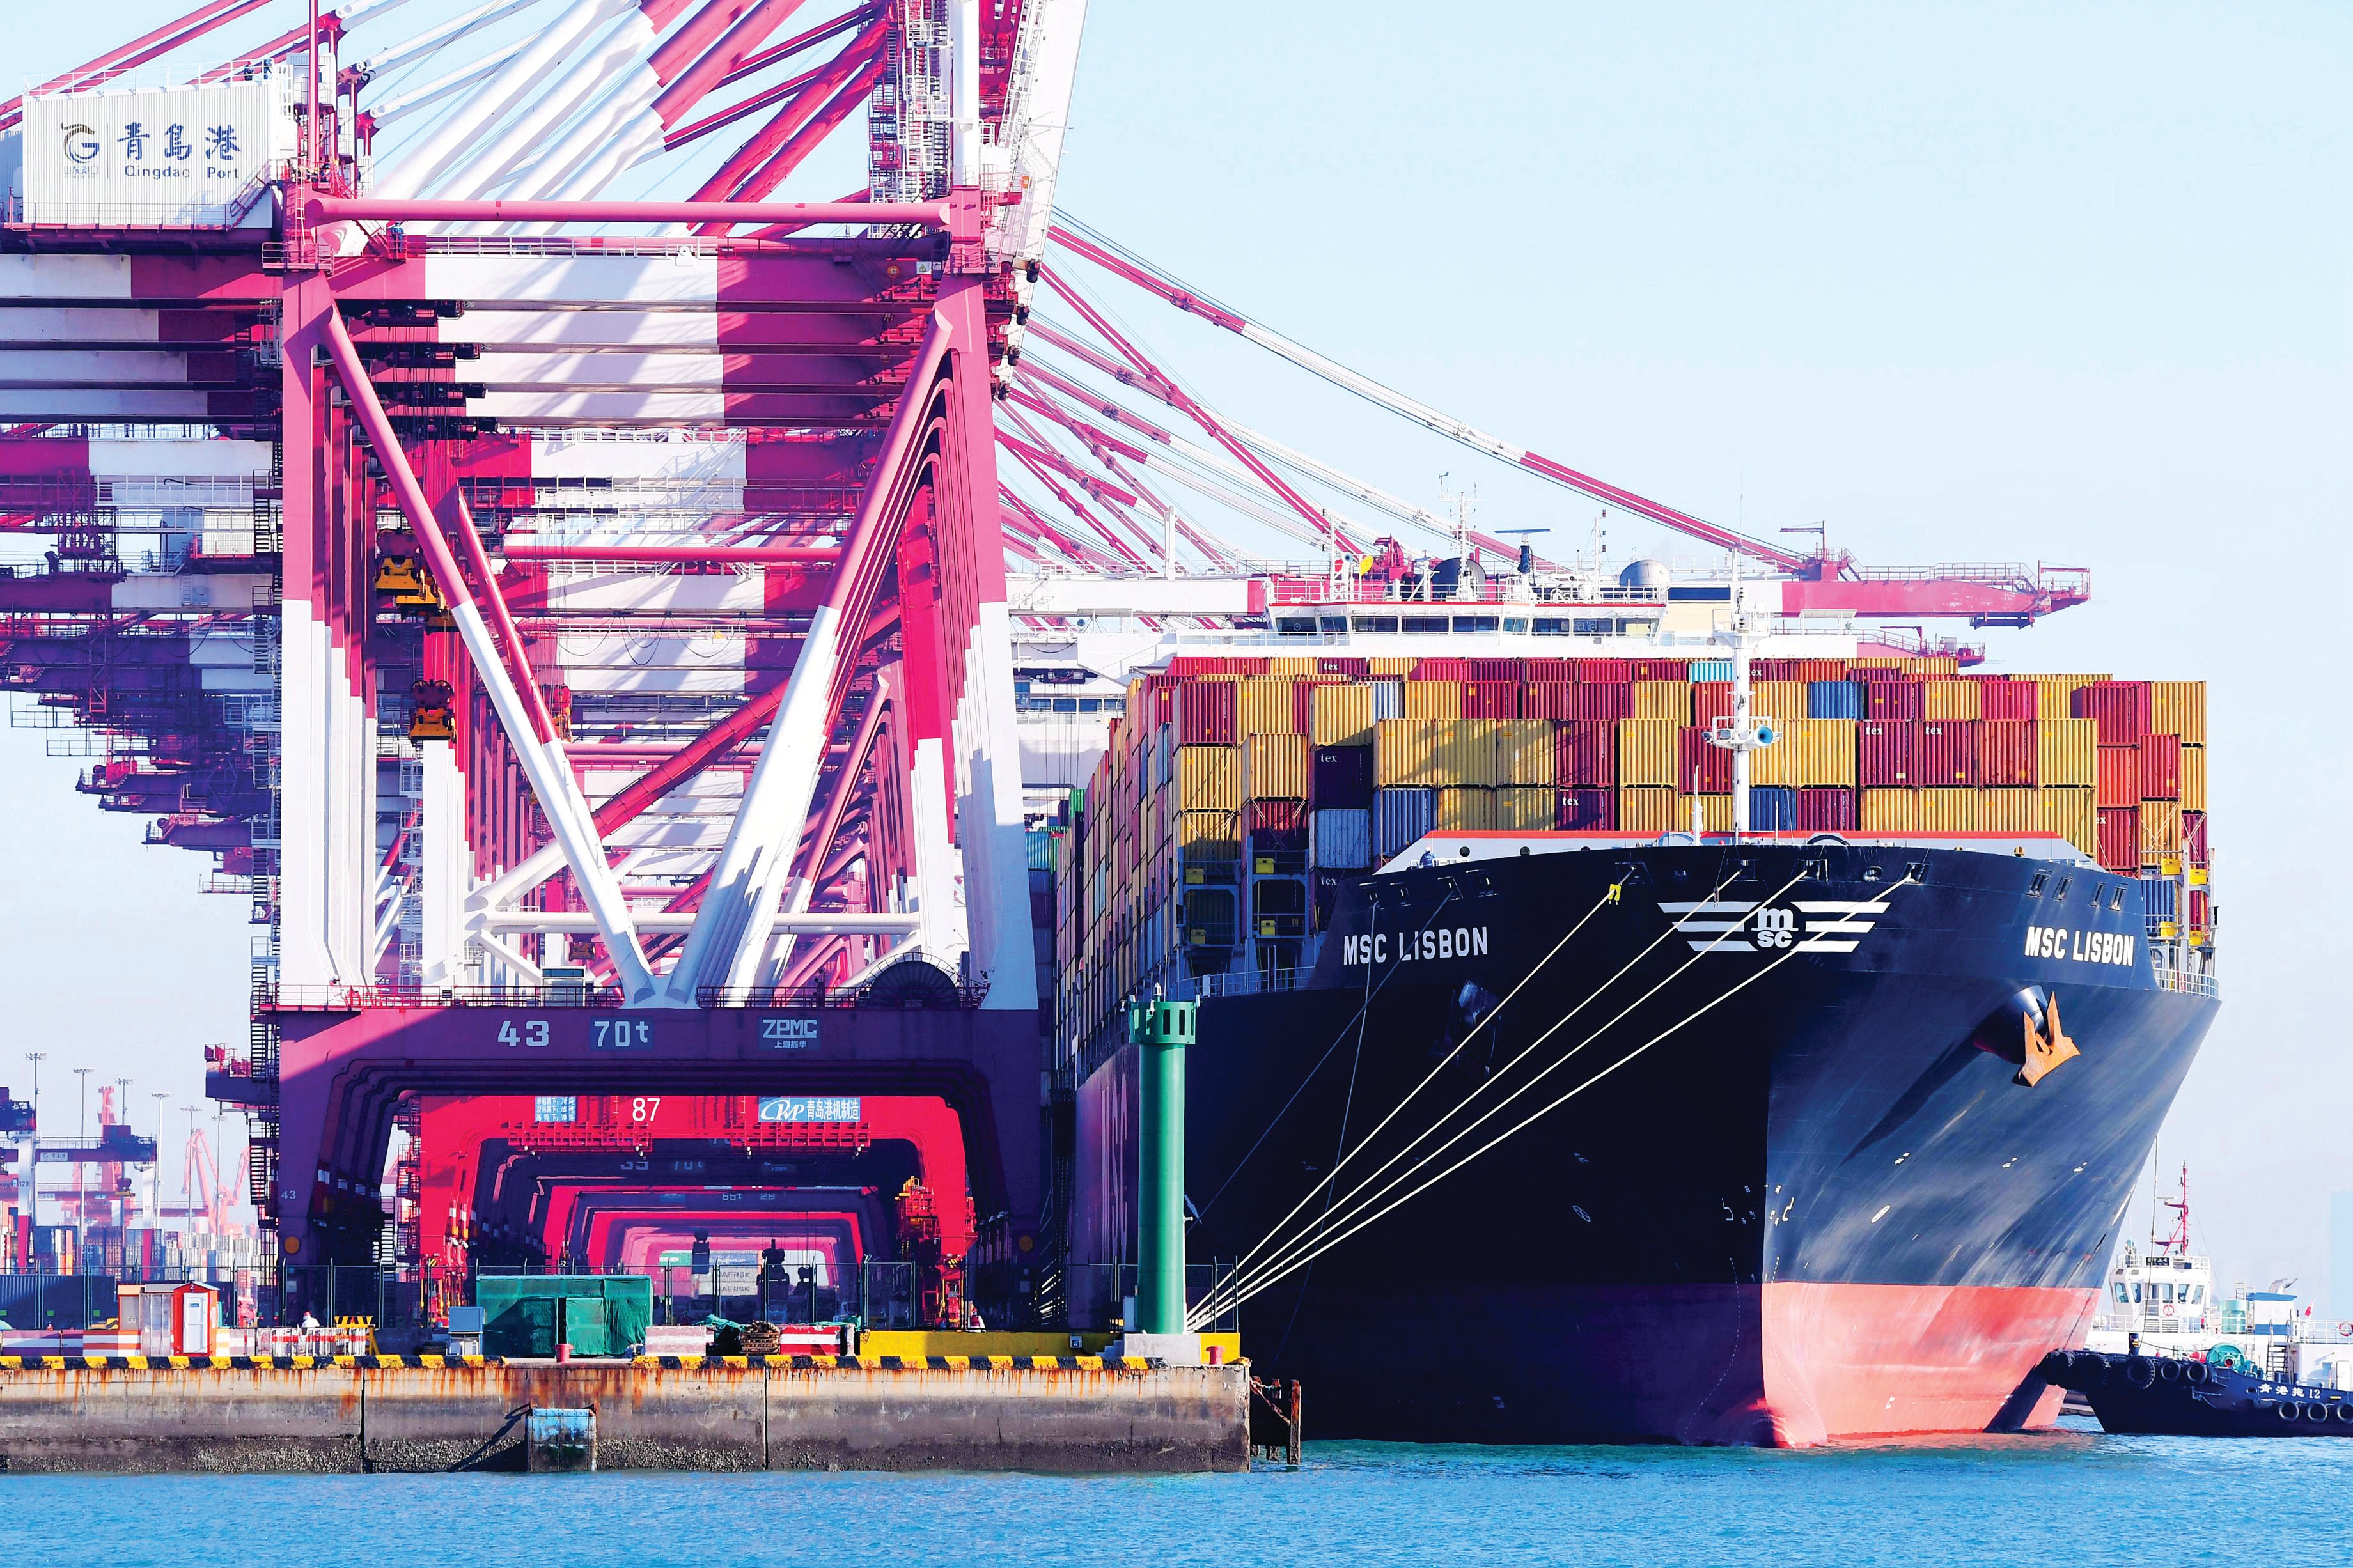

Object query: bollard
[1129,995,1196,1337]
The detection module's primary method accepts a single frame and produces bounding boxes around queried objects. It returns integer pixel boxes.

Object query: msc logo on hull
[1658,899,1889,954]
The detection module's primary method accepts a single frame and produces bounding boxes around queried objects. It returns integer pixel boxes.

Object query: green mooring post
[1129,994,1196,1336]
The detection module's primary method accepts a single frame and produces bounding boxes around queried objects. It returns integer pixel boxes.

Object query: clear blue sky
[6,1,2349,1301]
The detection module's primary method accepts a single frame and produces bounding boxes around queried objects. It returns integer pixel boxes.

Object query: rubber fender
[2123,1355,2156,1389]
[2278,1402,2303,1422]
[2035,1351,2070,1385]
[2157,1358,2184,1383]
[2333,1403,2353,1423]
[2065,1349,2109,1388]
[2306,1402,2332,1423]
[2182,1360,2211,1386]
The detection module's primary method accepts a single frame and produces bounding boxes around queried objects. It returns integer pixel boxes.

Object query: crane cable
[1196,862,1772,1325]
[1192,873,1926,1328]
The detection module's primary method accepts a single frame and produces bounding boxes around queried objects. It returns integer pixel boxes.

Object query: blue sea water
[6,1420,2349,1567]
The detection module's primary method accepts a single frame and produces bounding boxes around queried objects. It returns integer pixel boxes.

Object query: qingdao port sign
[24,77,291,228]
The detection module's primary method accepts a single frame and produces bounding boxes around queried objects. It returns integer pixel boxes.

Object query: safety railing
[2148,963,2220,999]
[1173,965,1314,1002]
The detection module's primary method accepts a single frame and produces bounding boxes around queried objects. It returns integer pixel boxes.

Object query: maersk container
[1750,786,1798,830]
[1313,743,1374,808]
[1556,787,1614,830]
[1313,808,1372,869]
[1806,680,1866,720]
[1374,787,1437,857]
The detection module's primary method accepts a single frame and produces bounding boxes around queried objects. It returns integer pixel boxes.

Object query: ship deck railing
[1170,966,1314,1002]
[2147,963,2219,999]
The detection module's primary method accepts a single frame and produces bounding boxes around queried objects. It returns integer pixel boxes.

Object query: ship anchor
[2017,993,2079,1087]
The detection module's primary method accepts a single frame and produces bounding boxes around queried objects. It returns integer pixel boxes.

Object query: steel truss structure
[0,0,2085,1307]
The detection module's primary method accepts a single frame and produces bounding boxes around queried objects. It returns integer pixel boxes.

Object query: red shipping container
[1571,658,1630,683]
[2095,744,2141,809]
[2183,810,2209,864]
[2072,681,2152,743]
[1978,679,2038,720]
[2096,805,2139,871]
[1556,721,1616,786]
[1794,786,1857,832]
[1467,658,1519,681]
[1918,720,1978,786]
[1522,682,1578,720]
[2139,732,2181,799]
[1245,798,1307,852]
[1691,680,1734,727]
[1413,657,1470,680]
[1556,787,1615,830]
[1793,658,1849,682]
[2188,888,2211,928]
[1174,680,1237,746]
[1677,727,1733,793]
[1976,720,2036,786]
[1317,656,1370,678]
[1751,658,1801,681]
[1865,681,1926,722]
[1566,683,1634,724]
[1629,658,1690,682]
[1523,657,1574,682]
[1858,720,1918,786]
[1464,681,1520,719]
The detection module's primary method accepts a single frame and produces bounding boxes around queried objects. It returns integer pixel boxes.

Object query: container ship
[1031,598,2218,1446]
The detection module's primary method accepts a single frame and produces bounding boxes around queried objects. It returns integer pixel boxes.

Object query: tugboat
[2038,1347,2353,1436]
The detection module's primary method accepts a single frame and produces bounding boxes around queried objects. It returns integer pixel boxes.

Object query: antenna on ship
[1705,553,1776,838]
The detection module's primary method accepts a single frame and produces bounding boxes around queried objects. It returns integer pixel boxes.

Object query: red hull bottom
[1253,1281,2099,1446]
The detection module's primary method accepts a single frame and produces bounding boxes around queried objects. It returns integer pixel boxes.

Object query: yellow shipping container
[1366,656,1416,676]
[2140,799,2182,866]
[1436,786,1496,832]
[2182,745,2205,812]
[1440,718,1501,785]
[1245,733,1312,800]
[1675,793,1733,834]
[1632,680,1692,722]
[1903,656,1961,676]
[1267,656,1317,678]
[2036,718,2098,788]
[1617,718,1679,788]
[1617,786,1676,835]
[1752,718,1857,788]
[1923,679,1982,720]
[1311,683,1375,747]
[2153,681,2206,744]
[1375,718,1439,786]
[1402,679,1464,720]
[1175,810,1239,860]
[1976,788,2037,834]
[1496,786,1554,830]
[2035,787,2098,859]
[1494,719,1556,785]
[1173,745,1242,811]
[1238,676,1297,736]
[1918,788,1978,832]
[1860,788,1918,833]
[1749,680,1810,727]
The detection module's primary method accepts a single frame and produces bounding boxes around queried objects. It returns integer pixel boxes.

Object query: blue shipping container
[1689,660,1734,683]
[1750,786,1798,830]
[1314,808,1373,869]
[1374,788,1437,858]
[1807,680,1866,719]
[1370,679,1405,720]
[2140,874,2179,920]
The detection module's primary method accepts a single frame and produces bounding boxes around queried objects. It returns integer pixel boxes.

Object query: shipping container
[1174,681,1237,746]
[1437,786,1497,832]
[1978,679,2038,721]
[1291,678,1341,734]
[1618,718,1680,788]
[1918,720,1978,786]
[1312,808,1373,869]
[1574,658,1631,683]
[2072,681,2152,743]
[2096,805,2138,872]
[1919,788,1978,833]
[1496,786,1554,830]
[1630,658,1691,682]
[1751,786,1798,830]
[2181,745,2205,811]
[1522,682,1577,720]
[1174,745,1242,811]
[1807,680,1866,720]
[1976,788,2036,834]
[1677,726,1733,793]
[1632,680,1693,722]
[1795,786,1857,832]
[1374,786,1438,856]
[2139,799,2182,867]
[1859,720,1917,787]
[1370,679,1404,720]
[2182,809,2209,865]
[1689,659,1733,682]
[1414,657,1471,681]
[1556,787,1615,830]
[1976,720,2036,787]
[2152,681,2205,744]
[1754,680,1810,727]
[1617,786,1675,835]
[2139,732,2181,800]
[1692,680,1733,727]
[1556,721,1616,787]
[1860,788,1917,833]
[1268,656,1317,678]
[1565,683,1634,723]
[1317,656,1370,678]
[1866,681,1926,722]
[1375,719,1441,787]
[1244,798,1308,855]
[1464,682,1520,719]
[2036,787,2098,860]
[1313,743,1374,808]
[2036,717,2098,788]
[2095,744,2141,809]
[1175,810,1240,870]
[1923,679,1982,721]
[1244,733,1313,800]
[1402,679,1464,720]
[1238,676,1298,736]
[1494,719,1556,786]
[1675,793,1734,834]
[1366,656,1416,677]
[1755,718,1857,788]
[1310,683,1375,747]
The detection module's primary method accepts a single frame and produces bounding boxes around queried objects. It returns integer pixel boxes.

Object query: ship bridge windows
[1450,616,1499,633]
[1321,617,1348,633]
[1401,616,1448,633]
[1352,616,1399,633]
[1276,617,1317,636]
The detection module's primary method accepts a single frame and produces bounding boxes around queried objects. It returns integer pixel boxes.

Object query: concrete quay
[0,1355,1251,1473]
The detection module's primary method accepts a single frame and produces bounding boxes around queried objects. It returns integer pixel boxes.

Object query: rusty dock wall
[0,1355,1251,1473]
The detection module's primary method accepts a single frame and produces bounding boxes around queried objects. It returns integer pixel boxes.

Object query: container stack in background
[1050,655,2210,1050]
